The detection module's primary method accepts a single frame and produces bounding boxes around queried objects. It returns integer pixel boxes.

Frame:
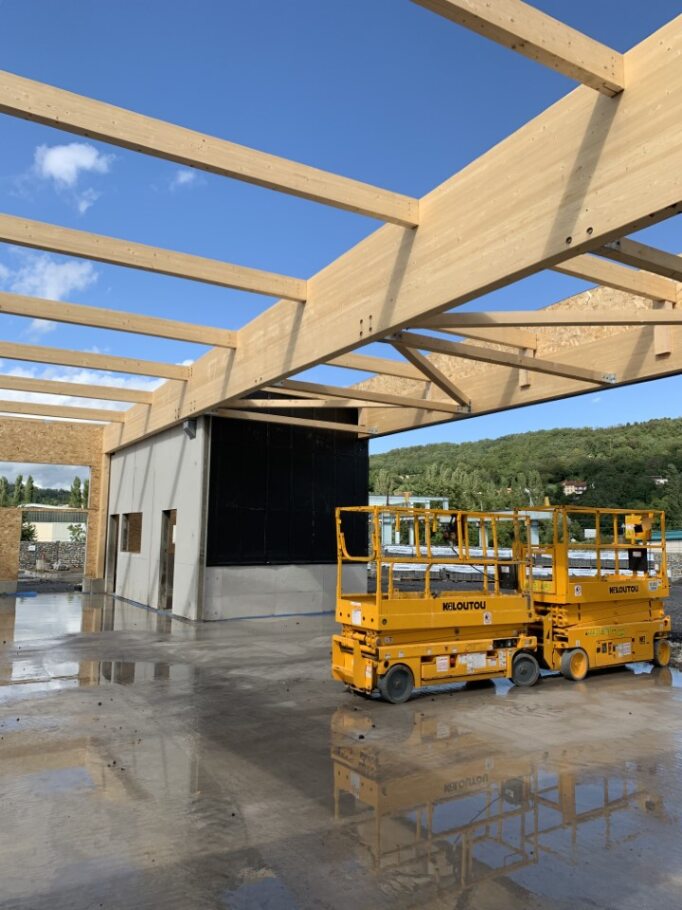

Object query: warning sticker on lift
[574,585,583,597]
[436,655,450,673]
[463,653,486,672]
[483,611,492,625]
[615,642,632,658]
[649,580,660,592]
[352,609,362,625]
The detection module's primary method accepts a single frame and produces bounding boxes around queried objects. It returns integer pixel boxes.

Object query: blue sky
[0,0,681,485]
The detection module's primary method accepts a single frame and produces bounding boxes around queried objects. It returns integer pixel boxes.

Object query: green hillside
[370,417,682,524]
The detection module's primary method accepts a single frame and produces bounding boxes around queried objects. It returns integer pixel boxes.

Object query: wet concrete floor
[0,592,681,909]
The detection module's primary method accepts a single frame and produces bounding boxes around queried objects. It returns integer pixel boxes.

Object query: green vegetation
[370,417,682,525]
[0,475,87,507]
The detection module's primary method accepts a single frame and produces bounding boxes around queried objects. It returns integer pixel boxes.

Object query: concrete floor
[1,594,682,910]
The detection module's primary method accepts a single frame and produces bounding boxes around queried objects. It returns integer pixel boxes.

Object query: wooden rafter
[387,331,616,385]
[553,253,678,302]
[0,400,124,422]
[214,408,373,436]
[0,340,188,379]
[325,353,426,381]
[413,309,682,328]
[276,379,469,414]
[0,291,237,348]
[389,342,470,406]
[0,70,418,227]
[0,374,153,403]
[231,398,395,409]
[0,214,307,301]
[413,323,537,349]
[411,0,625,95]
[597,239,682,284]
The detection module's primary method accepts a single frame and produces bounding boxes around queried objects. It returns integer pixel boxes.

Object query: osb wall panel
[0,509,22,581]
[0,418,106,579]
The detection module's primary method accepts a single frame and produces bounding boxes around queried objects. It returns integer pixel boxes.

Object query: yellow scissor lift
[332,504,672,702]
[528,506,671,681]
[332,505,538,703]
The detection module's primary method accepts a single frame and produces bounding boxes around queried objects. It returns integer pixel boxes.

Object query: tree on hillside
[82,478,90,508]
[12,474,24,507]
[373,468,399,503]
[24,475,35,504]
[0,477,8,507]
[660,464,682,527]
[69,476,82,508]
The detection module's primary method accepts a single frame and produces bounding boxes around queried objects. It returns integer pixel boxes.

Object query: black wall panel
[206,410,368,566]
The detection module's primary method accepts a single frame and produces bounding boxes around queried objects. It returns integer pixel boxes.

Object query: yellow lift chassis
[331,505,671,703]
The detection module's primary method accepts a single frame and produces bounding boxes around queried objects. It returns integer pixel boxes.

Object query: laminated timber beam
[0,400,125,422]
[387,331,616,385]
[231,398,394,409]
[0,374,153,404]
[0,340,188,380]
[214,408,373,436]
[0,214,306,301]
[411,0,625,96]
[369,324,682,437]
[104,17,682,453]
[0,70,418,228]
[597,239,682,284]
[389,342,471,406]
[325,353,426,381]
[413,323,537,349]
[414,309,682,328]
[276,379,469,414]
[553,253,679,301]
[0,291,237,348]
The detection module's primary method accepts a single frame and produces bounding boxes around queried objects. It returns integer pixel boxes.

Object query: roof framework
[0,5,681,448]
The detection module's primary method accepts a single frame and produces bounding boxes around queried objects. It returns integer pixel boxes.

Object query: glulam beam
[0,400,125,422]
[276,378,469,414]
[0,291,237,348]
[0,374,153,403]
[553,253,678,302]
[214,408,373,436]
[597,239,682,283]
[0,214,307,301]
[388,331,616,385]
[326,353,426,381]
[0,70,418,227]
[414,309,682,328]
[411,0,625,95]
[389,342,471,406]
[0,340,188,379]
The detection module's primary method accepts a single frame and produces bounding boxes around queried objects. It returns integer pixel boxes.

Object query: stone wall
[19,541,86,572]
[667,552,682,582]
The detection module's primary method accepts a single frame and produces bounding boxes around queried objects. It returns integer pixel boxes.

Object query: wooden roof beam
[0,290,237,348]
[411,0,625,96]
[275,378,469,414]
[325,352,426,381]
[553,253,678,301]
[232,397,394,409]
[387,331,616,385]
[410,323,537,349]
[214,408,374,436]
[415,309,682,328]
[0,340,188,380]
[0,373,153,403]
[596,238,682,283]
[0,70,418,227]
[0,214,306,301]
[389,342,471,406]
[0,400,125,422]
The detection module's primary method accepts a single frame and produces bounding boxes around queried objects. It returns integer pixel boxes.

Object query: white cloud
[25,318,56,339]
[34,142,113,188]
[0,263,9,282]
[3,253,98,301]
[170,168,197,190]
[76,188,100,214]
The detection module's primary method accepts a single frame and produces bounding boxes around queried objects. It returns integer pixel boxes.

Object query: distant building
[652,476,669,487]
[561,479,588,497]
[369,494,449,546]
[22,505,87,543]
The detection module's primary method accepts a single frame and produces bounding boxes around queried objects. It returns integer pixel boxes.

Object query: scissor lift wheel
[511,652,540,687]
[560,648,589,681]
[378,664,414,704]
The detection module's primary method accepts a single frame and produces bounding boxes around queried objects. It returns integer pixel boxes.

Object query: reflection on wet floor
[0,593,681,909]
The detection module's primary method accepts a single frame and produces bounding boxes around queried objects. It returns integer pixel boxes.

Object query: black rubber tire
[560,647,589,681]
[378,664,414,704]
[511,652,540,687]
[653,638,671,668]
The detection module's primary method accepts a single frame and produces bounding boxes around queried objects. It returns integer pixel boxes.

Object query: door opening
[106,515,119,594]
[159,509,177,611]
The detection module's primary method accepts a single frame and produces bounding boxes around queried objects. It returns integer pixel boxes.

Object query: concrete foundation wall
[108,420,207,621]
[203,563,367,620]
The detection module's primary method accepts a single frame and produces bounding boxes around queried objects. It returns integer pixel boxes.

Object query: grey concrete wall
[203,563,366,620]
[108,419,208,621]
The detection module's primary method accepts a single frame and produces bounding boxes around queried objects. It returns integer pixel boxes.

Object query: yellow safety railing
[336,505,533,604]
